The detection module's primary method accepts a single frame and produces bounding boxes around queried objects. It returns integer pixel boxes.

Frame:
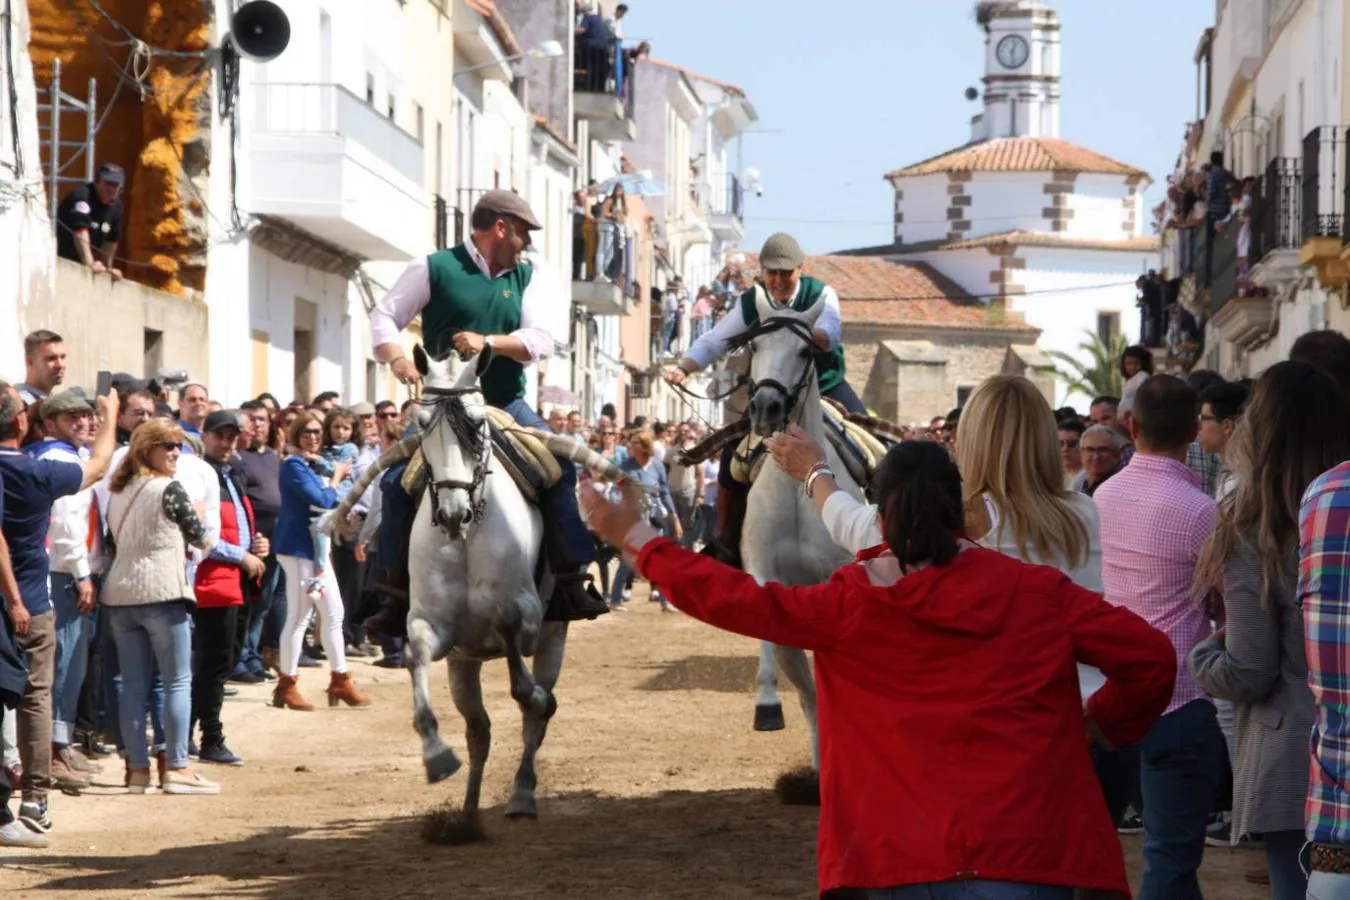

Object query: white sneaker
[0,819,49,847]
[621,589,632,602]
[162,769,221,795]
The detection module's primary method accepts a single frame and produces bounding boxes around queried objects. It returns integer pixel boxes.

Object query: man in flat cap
[367,190,609,626]
[664,232,865,568]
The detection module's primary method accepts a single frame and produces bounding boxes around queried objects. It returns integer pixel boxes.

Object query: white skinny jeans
[277,554,347,677]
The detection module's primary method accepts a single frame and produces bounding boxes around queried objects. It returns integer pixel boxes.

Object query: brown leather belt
[1311,842,1350,874]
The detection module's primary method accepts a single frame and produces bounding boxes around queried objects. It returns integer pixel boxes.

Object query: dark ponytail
[870,441,964,571]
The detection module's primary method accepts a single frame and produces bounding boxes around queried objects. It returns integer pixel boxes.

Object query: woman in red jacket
[581,440,1176,900]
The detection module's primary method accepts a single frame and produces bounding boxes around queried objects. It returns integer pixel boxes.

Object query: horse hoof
[504,791,537,820]
[754,703,785,732]
[424,748,462,784]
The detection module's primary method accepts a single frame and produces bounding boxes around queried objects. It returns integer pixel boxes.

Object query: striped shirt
[1095,453,1218,715]
[1299,461,1350,844]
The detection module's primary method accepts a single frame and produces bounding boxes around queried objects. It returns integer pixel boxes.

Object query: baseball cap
[203,410,244,434]
[759,233,805,271]
[39,389,94,419]
[96,163,125,185]
[473,189,542,230]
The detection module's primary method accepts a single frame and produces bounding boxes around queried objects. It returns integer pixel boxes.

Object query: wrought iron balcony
[1301,125,1350,287]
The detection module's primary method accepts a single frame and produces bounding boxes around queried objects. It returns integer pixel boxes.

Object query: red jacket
[194,473,255,610]
[635,540,1176,897]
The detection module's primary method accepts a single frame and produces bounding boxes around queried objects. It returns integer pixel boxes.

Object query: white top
[683,281,843,370]
[35,443,99,579]
[701,459,719,506]
[820,489,1106,698]
[369,241,568,362]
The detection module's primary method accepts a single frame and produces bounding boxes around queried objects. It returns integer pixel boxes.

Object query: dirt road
[3,590,1267,898]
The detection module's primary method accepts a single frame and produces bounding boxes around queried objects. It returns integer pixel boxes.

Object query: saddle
[399,408,562,503]
[728,400,888,489]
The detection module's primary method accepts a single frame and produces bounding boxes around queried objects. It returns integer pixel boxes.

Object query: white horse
[359,344,630,833]
[737,299,864,775]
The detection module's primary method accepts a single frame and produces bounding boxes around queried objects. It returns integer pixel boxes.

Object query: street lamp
[453,40,564,79]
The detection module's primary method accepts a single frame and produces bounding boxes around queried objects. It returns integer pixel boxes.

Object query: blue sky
[623,0,1214,255]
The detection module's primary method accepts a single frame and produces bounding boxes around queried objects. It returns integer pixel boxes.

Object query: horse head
[739,292,824,437]
[413,343,493,541]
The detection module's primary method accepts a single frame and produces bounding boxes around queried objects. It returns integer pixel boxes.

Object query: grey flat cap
[40,389,94,419]
[474,189,542,230]
[349,401,376,417]
[760,233,806,270]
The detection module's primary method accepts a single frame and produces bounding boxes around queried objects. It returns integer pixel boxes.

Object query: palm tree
[1042,330,1128,400]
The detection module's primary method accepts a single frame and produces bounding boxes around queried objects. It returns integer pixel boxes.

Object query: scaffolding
[37,57,97,222]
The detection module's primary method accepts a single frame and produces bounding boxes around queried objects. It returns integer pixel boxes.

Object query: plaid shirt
[1299,461,1350,844]
[1186,441,1225,499]
[1095,453,1218,715]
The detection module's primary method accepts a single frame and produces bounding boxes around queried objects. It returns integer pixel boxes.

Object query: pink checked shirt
[1094,453,1218,714]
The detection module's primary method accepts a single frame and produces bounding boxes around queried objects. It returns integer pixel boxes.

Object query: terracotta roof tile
[646,57,745,96]
[937,230,1161,252]
[465,0,523,57]
[532,115,578,154]
[736,253,1039,333]
[885,136,1150,180]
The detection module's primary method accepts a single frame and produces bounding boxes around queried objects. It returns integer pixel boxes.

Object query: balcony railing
[574,42,637,120]
[1255,157,1301,262]
[253,82,423,185]
[433,188,493,249]
[706,173,744,222]
[1303,126,1344,239]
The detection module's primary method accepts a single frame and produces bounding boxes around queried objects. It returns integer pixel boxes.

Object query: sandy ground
[3,586,1269,899]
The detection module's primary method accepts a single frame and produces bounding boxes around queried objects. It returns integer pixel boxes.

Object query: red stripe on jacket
[194,488,255,609]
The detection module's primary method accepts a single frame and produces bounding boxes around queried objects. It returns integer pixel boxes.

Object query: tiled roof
[736,253,1039,333]
[937,230,1162,252]
[884,136,1150,180]
[532,115,578,154]
[645,58,745,96]
[465,0,523,57]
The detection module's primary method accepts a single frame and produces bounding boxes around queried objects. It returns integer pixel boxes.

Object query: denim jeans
[499,398,596,567]
[611,522,664,605]
[1262,830,1307,900]
[1311,870,1350,900]
[663,312,678,352]
[866,882,1072,900]
[235,554,280,675]
[1091,743,1142,825]
[1137,698,1225,900]
[103,620,165,753]
[50,572,94,746]
[108,603,193,770]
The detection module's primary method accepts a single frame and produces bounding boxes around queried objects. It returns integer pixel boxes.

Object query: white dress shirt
[684,281,843,370]
[36,443,100,579]
[369,241,568,362]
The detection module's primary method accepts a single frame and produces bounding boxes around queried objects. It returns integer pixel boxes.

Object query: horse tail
[320,433,423,539]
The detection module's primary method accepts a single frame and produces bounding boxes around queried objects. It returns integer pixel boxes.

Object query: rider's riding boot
[701,485,746,569]
[553,569,610,621]
[362,585,409,640]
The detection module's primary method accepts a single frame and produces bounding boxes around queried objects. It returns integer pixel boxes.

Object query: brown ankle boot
[326,671,371,708]
[271,675,314,711]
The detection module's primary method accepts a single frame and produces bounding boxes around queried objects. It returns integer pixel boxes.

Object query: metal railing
[1302,126,1343,239]
[253,82,424,185]
[1207,222,1238,314]
[574,42,637,119]
[706,173,744,222]
[1255,157,1302,260]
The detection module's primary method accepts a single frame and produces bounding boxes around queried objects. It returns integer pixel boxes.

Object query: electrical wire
[80,0,211,59]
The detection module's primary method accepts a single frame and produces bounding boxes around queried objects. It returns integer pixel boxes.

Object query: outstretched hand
[764,424,827,483]
[579,481,643,548]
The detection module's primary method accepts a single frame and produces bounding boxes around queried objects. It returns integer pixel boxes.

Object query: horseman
[664,232,865,567]
[367,190,610,629]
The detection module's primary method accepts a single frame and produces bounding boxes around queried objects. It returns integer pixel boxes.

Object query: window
[956,386,973,408]
[434,120,443,194]
[144,328,164,378]
[414,102,424,142]
[387,92,396,121]
[1097,311,1120,347]
[365,73,375,105]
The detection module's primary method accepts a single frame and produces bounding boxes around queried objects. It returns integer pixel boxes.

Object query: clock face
[996,34,1030,69]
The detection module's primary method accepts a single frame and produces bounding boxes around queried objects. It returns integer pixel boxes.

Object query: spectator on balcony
[55,163,125,282]
[691,287,713,341]
[596,185,627,282]
[1136,271,1165,347]
[608,3,627,40]
[572,189,594,281]
[1206,151,1234,221]
[662,279,683,354]
[575,7,613,93]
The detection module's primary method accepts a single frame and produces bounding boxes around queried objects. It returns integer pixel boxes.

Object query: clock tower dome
[973,1,1061,141]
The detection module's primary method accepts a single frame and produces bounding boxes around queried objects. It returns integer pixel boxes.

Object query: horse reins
[420,382,492,527]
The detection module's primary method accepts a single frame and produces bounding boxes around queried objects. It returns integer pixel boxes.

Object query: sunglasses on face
[378,412,399,420]
[157,441,180,452]
[299,428,323,437]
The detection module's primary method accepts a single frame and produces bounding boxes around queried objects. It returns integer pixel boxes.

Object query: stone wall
[26,260,209,389]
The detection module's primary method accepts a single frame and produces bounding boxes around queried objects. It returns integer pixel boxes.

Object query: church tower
[973,1,1061,141]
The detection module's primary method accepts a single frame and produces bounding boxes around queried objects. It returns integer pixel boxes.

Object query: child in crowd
[305,410,360,599]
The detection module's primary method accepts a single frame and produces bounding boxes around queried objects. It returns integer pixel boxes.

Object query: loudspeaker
[225,0,291,63]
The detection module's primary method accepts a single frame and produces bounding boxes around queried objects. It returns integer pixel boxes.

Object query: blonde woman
[103,420,218,795]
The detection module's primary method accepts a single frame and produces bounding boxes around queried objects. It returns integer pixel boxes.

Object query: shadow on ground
[637,654,796,695]
[6,788,818,899]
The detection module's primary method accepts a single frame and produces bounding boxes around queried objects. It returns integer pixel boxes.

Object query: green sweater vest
[737,275,846,395]
[424,244,534,406]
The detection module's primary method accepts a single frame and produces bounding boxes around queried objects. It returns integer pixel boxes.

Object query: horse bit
[420,383,492,527]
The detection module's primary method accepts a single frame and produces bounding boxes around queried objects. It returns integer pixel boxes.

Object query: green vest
[423,244,534,406]
[737,275,846,395]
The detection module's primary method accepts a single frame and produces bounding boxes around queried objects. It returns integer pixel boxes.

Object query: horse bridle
[739,317,821,419]
[420,383,492,528]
